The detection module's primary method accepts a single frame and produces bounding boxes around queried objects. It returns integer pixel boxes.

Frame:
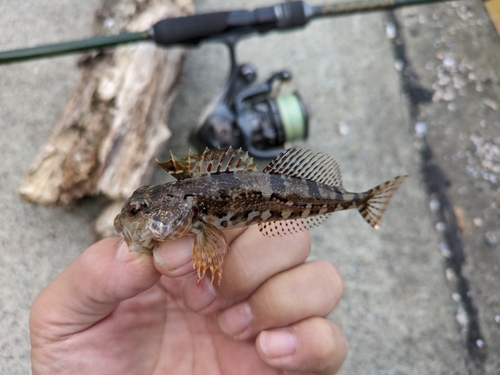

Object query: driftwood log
[19,0,193,237]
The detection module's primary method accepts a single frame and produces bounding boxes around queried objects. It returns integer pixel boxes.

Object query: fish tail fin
[358,175,408,229]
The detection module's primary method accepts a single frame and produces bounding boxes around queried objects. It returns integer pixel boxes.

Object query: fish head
[114,183,195,253]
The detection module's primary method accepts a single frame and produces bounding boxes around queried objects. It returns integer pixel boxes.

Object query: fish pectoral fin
[191,222,228,286]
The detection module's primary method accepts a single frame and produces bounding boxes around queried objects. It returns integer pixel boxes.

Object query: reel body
[192,37,309,158]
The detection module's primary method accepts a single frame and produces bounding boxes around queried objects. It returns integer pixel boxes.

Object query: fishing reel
[192,37,309,158]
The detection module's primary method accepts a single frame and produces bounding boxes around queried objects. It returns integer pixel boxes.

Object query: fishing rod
[0,0,450,158]
[0,0,446,64]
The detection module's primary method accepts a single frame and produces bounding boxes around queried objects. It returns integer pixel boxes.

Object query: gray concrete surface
[0,0,499,374]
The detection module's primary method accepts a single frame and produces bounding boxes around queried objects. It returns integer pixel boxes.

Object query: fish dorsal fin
[157,147,258,180]
[263,148,344,189]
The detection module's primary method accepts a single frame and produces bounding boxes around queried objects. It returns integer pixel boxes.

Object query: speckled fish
[114,147,407,285]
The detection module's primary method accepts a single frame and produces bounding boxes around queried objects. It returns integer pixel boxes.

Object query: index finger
[152,228,248,277]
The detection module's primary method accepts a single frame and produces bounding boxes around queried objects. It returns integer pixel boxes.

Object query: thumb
[30,238,160,339]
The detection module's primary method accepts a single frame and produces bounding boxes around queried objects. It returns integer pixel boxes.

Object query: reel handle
[151,1,311,46]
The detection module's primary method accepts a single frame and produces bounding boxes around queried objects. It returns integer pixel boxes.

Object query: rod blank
[0,0,446,65]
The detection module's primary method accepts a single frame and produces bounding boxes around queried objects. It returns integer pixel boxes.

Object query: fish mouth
[119,230,137,252]
[122,231,133,249]
[113,214,124,235]
[120,227,154,254]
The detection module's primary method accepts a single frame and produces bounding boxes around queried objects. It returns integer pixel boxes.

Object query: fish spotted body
[114,147,407,285]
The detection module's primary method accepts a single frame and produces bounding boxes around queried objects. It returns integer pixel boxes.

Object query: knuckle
[308,319,346,370]
[314,260,344,294]
[305,261,343,314]
[293,229,312,255]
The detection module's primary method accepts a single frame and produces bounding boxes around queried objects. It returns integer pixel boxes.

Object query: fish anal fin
[191,222,228,286]
[297,214,331,230]
[358,175,408,229]
[157,147,258,180]
[263,148,344,188]
[258,220,304,237]
[258,214,331,237]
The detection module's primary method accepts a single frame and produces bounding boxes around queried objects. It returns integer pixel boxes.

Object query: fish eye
[127,199,149,215]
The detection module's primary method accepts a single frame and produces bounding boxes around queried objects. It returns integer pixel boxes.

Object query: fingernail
[182,275,217,313]
[153,237,194,272]
[218,302,253,338]
[259,329,297,359]
[117,240,140,263]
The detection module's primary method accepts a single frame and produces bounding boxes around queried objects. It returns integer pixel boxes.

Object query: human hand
[30,226,347,374]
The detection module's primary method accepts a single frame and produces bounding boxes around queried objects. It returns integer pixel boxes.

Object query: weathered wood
[93,200,128,238]
[19,0,193,207]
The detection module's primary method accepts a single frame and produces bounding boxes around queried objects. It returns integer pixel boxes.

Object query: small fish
[114,147,407,285]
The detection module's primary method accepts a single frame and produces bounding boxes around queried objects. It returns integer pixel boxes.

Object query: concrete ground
[1,0,499,374]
